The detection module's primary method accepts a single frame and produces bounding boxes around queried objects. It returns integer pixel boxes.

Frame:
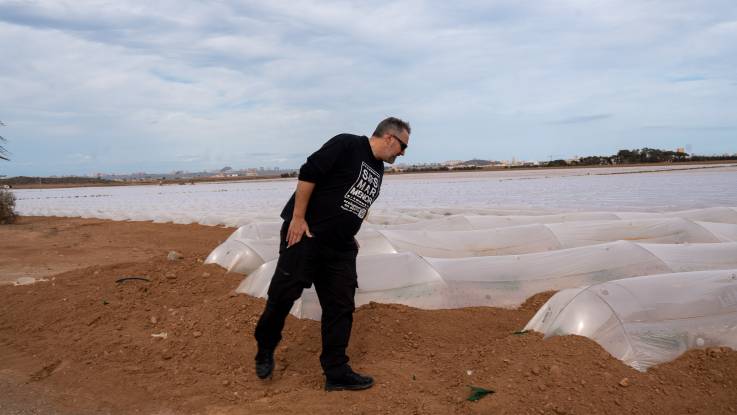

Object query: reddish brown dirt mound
[1,217,736,414]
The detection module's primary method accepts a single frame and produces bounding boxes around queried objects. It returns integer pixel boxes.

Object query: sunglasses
[389,134,408,151]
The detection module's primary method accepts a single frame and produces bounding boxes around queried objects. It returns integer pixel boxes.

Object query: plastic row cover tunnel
[178,205,737,227]
[523,269,737,371]
[206,217,737,274]
[236,241,737,320]
[218,207,737,240]
[364,206,737,227]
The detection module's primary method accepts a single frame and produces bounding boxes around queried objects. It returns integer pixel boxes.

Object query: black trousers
[254,223,359,379]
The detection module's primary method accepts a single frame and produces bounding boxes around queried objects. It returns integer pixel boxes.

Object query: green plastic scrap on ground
[467,385,494,401]
[513,329,529,335]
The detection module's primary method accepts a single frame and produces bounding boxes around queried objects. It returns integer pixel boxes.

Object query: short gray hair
[372,117,411,137]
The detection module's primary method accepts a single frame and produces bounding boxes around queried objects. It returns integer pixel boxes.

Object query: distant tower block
[676,147,686,154]
[686,144,693,154]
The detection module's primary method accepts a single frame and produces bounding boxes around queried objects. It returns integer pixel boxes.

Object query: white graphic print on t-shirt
[341,162,381,219]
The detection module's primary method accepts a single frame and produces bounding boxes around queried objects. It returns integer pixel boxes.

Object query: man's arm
[286,180,315,247]
[287,134,348,246]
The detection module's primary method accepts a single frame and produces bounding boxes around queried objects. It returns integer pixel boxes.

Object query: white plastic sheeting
[199,208,737,242]
[366,207,737,229]
[235,241,737,319]
[205,238,279,276]
[696,221,737,242]
[379,218,730,255]
[377,225,563,257]
[667,207,737,224]
[16,166,737,223]
[524,269,737,371]
[239,252,450,319]
[205,228,399,274]
[206,217,737,274]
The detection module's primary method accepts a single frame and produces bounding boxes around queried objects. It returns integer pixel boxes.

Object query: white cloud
[0,0,735,175]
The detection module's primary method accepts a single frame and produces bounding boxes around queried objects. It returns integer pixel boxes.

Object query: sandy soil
[1,217,736,414]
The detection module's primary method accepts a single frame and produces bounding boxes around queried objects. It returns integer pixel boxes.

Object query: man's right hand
[287,217,313,247]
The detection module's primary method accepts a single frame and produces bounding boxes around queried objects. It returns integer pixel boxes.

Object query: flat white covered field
[13,164,737,224]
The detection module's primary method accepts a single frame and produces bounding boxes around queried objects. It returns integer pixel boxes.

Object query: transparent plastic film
[525,269,737,371]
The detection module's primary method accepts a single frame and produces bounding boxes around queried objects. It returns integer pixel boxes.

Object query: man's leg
[314,277,355,377]
[253,239,310,378]
[253,266,305,353]
[313,249,372,390]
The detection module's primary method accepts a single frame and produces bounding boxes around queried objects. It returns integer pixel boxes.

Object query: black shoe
[325,370,374,391]
[255,348,274,379]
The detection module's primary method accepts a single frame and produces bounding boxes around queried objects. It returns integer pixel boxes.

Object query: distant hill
[458,159,494,166]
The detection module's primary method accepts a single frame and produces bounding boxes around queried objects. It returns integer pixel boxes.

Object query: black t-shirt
[280,134,384,249]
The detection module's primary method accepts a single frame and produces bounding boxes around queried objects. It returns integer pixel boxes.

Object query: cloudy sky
[1,0,735,176]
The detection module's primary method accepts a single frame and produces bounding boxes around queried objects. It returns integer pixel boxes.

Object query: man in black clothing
[254,117,411,391]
